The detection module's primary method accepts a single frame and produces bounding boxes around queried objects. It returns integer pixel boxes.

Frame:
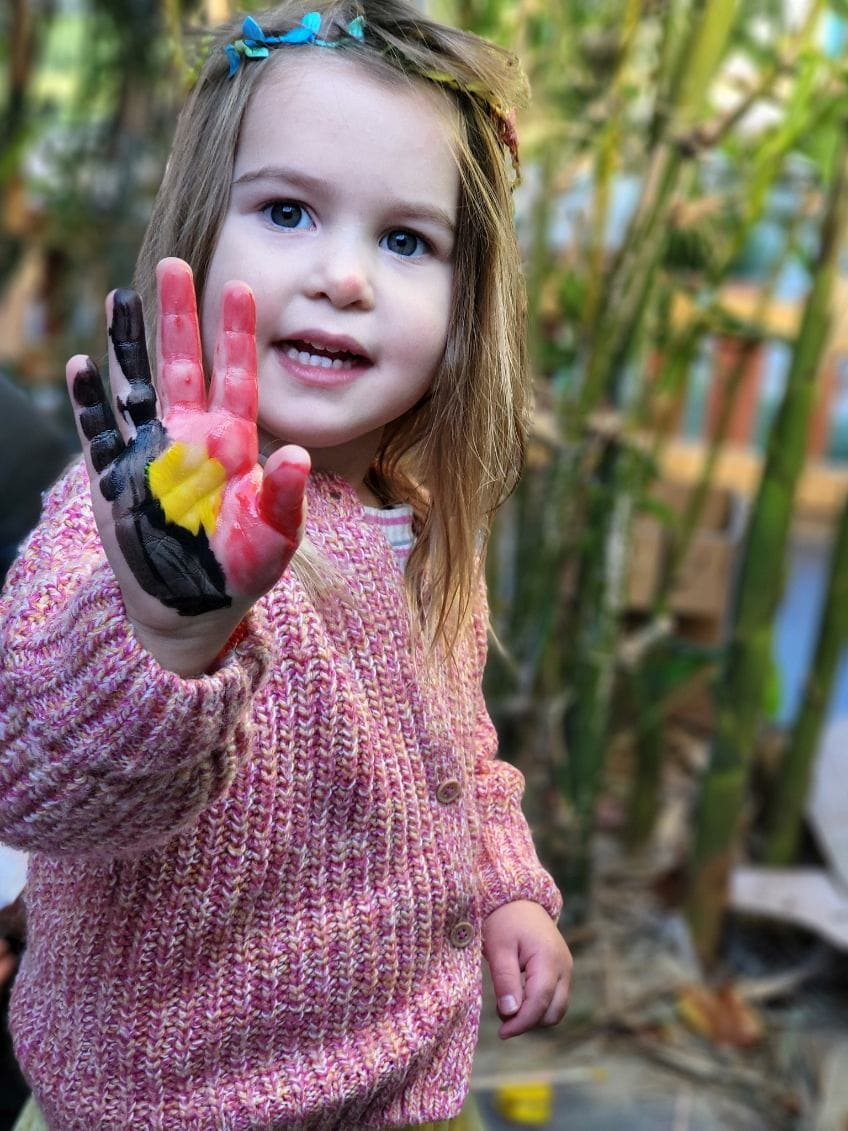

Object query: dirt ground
[471,829,848,1131]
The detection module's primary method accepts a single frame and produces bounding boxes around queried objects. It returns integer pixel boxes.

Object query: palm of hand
[68,259,309,634]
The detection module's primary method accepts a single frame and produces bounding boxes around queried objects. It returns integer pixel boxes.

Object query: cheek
[199,227,248,358]
[199,259,229,368]
[403,275,452,357]
[423,294,453,373]
[434,271,454,348]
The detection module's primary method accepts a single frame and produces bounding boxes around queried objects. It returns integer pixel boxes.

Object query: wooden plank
[730,867,848,950]
[660,439,848,522]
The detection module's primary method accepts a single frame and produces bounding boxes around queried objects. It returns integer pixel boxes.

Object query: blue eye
[382,229,427,258]
[265,201,311,229]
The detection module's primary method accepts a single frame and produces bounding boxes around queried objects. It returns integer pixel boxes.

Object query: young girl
[0,1,572,1127]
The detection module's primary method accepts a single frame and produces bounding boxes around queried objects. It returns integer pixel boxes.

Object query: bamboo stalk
[582,0,644,336]
[762,494,848,864]
[467,0,843,923]
[559,441,634,916]
[685,120,848,963]
[578,141,683,418]
[624,30,835,846]
[660,276,783,595]
[574,0,740,848]
[673,0,740,127]
[550,0,742,897]
[162,0,188,84]
[648,0,691,146]
[525,145,558,378]
[624,645,667,847]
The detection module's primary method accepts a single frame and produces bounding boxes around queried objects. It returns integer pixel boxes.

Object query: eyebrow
[232,164,457,235]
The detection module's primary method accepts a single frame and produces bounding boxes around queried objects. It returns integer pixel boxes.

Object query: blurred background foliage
[2,0,848,965]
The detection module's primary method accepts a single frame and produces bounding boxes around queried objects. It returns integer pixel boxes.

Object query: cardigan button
[449,920,475,949]
[436,779,462,805]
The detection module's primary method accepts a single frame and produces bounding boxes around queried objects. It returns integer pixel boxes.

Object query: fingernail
[498,994,519,1014]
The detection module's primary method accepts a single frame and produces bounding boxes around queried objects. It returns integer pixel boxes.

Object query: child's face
[201,54,459,483]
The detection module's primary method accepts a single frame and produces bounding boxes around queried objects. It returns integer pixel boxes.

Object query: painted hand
[482,900,572,1039]
[66,258,310,667]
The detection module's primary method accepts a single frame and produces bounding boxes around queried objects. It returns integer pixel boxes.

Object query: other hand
[482,900,572,1039]
[66,258,311,674]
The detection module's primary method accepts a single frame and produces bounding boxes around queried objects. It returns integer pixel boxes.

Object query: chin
[259,421,374,452]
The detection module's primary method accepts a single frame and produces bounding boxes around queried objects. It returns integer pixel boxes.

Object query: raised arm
[0,260,310,855]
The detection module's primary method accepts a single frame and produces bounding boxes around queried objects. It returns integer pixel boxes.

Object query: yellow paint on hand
[147,441,226,536]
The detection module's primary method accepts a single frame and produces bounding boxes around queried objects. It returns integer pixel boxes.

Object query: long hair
[134,0,530,652]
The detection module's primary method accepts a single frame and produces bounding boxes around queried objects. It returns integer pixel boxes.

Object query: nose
[306,237,375,310]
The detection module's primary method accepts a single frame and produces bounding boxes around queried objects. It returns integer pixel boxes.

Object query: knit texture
[0,462,562,1131]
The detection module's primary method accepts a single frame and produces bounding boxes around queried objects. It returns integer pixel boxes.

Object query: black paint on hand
[72,292,230,616]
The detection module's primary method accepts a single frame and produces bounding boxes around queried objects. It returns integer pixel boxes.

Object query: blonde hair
[135,0,530,652]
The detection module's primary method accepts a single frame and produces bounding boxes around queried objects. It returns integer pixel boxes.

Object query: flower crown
[224,13,522,184]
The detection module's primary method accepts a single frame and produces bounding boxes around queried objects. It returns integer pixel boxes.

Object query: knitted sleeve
[470,583,563,923]
[0,461,271,857]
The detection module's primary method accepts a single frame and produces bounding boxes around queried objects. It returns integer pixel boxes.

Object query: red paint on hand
[152,258,310,602]
[261,447,311,539]
[157,261,206,414]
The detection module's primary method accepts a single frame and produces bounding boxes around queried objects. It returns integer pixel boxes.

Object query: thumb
[260,445,311,541]
[487,943,523,1018]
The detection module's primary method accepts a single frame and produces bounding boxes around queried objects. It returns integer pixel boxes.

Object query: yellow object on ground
[494,1081,554,1125]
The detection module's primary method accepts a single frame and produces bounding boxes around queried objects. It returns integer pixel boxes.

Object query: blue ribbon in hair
[226,13,366,76]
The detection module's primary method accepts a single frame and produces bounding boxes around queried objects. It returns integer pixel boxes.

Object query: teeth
[285,345,356,370]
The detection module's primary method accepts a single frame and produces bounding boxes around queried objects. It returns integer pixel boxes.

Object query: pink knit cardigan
[0,462,561,1131]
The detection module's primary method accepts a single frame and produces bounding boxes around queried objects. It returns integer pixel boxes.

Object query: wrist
[128,609,251,677]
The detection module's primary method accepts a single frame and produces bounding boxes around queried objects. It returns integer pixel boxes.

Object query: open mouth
[280,338,369,371]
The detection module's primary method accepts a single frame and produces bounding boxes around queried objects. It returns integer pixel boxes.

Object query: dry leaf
[677,983,764,1047]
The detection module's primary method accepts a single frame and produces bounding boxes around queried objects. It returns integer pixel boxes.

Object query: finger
[209,282,258,420]
[107,289,158,434]
[487,946,524,1024]
[498,959,557,1039]
[260,446,311,541]
[156,258,207,416]
[540,976,570,1027]
[67,355,126,475]
[498,997,547,1039]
